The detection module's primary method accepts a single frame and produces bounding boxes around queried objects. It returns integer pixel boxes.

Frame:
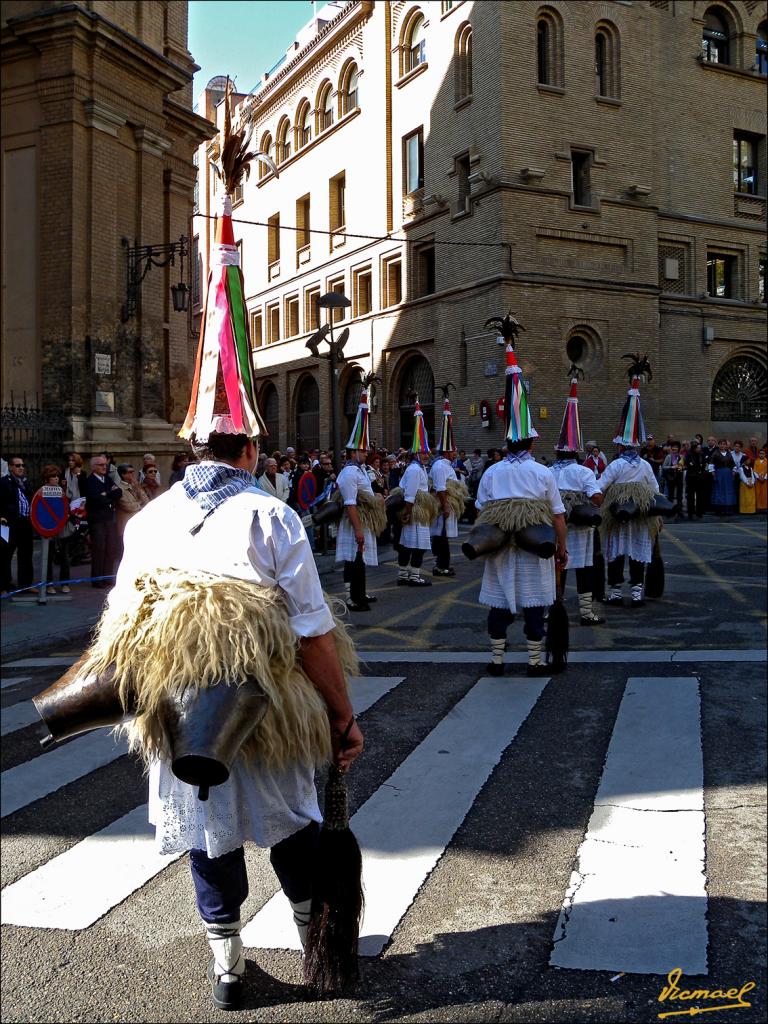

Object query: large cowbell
[33,660,269,801]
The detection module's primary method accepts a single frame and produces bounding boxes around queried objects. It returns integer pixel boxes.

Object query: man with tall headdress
[550,369,605,625]
[396,396,438,587]
[474,315,568,676]
[54,85,364,1011]
[599,355,661,608]
[429,385,467,577]
[336,376,386,611]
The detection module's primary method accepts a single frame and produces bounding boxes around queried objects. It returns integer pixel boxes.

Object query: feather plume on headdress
[484,312,537,442]
[613,353,651,446]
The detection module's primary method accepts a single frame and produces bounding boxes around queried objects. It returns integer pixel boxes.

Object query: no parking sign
[30,487,70,539]
[296,471,317,511]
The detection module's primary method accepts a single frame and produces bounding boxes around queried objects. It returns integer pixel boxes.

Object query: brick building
[1,0,214,474]
[194,0,767,456]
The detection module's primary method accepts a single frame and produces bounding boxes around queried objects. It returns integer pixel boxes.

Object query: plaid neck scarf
[182,462,255,535]
[14,477,30,517]
[619,450,641,465]
[505,451,533,465]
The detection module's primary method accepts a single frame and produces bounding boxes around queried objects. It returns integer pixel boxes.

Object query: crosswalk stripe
[241,676,548,956]
[549,676,707,975]
[1,700,40,736]
[0,676,404,929]
[0,675,31,691]
[358,650,765,664]
[2,658,78,669]
[1,731,129,818]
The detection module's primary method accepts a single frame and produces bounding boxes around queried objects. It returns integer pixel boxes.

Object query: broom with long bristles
[546,566,570,670]
[644,535,665,599]
[592,530,606,603]
[304,725,364,995]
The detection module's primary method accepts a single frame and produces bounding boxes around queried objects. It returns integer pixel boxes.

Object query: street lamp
[307,291,351,471]
[121,234,189,322]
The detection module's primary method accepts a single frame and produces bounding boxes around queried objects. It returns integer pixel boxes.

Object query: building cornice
[164,97,217,147]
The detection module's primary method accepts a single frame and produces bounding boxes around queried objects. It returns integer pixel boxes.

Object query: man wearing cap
[397,397,437,587]
[429,387,466,577]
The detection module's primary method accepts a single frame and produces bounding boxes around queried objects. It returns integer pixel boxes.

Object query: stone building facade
[194,0,767,456]
[1,0,214,473]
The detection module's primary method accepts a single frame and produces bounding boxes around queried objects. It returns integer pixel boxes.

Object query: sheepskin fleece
[558,489,587,518]
[476,497,552,534]
[411,488,440,526]
[445,478,469,520]
[600,482,662,542]
[81,569,358,771]
[357,490,387,535]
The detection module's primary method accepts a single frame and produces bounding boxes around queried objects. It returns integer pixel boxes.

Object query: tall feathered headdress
[434,383,456,454]
[180,79,279,442]
[484,312,538,442]
[613,353,651,446]
[409,394,430,454]
[555,365,585,452]
[345,372,379,450]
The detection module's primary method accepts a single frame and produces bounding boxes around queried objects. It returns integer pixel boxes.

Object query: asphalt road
[1,517,766,1023]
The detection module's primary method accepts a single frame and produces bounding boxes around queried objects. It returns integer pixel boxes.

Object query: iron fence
[1,401,70,487]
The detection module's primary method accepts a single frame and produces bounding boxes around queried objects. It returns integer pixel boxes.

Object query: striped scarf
[505,451,533,465]
[182,462,255,535]
[619,451,641,465]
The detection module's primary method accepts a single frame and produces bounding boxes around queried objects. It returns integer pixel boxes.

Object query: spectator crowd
[2,432,765,596]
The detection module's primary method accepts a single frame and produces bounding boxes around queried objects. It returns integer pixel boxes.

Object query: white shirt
[599,456,658,491]
[337,462,374,506]
[429,457,458,492]
[476,456,565,514]
[401,461,429,503]
[550,461,601,498]
[114,483,334,638]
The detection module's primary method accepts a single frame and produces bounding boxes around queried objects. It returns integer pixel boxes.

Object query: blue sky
[189,1,319,99]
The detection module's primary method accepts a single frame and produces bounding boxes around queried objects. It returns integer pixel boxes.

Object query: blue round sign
[30,488,70,538]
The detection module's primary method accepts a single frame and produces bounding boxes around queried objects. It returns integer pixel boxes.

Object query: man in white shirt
[397,398,436,587]
[428,389,464,577]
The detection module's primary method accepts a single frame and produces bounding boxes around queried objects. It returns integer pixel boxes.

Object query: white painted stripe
[550,677,707,975]
[0,805,181,930]
[1,700,40,736]
[242,676,547,956]
[357,649,766,664]
[0,675,31,691]
[0,677,402,929]
[1,730,128,818]
[2,657,77,669]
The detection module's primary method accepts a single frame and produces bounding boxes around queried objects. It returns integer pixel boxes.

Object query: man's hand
[555,546,569,570]
[355,530,365,549]
[402,504,413,525]
[331,716,364,772]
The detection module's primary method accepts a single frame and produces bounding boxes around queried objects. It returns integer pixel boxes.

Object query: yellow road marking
[665,532,748,606]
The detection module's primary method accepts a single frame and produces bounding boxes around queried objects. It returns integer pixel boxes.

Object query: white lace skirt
[479,547,556,611]
[604,521,654,564]
[400,521,432,550]
[566,526,594,570]
[335,517,378,566]
[148,756,321,859]
[430,512,458,539]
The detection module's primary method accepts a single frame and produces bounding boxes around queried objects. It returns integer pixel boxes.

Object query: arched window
[398,355,435,449]
[340,61,359,115]
[316,81,334,133]
[702,8,730,64]
[295,375,320,452]
[276,117,291,163]
[756,22,767,75]
[260,381,280,442]
[343,368,364,438]
[711,356,768,422]
[401,10,427,76]
[595,22,620,98]
[295,99,311,150]
[454,23,473,101]
[535,8,564,87]
[258,132,273,179]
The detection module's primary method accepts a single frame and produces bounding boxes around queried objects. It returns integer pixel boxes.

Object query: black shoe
[486,662,505,676]
[346,599,371,612]
[397,577,410,586]
[580,614,606,625]
[526,663,551,677]
[605,595,624,606]
[207,960,243,1012]
[432,567,455,577]
[365,594,378,603]
[408,576,432,586]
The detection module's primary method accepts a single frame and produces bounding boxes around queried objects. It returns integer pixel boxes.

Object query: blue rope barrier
[0,576,116,600]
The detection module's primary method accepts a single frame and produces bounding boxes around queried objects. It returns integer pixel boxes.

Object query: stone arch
[293,373,320,451]
[711,350,767,422]
[564,324,607,376]
[259,380,280,444]
[394,352,435,449]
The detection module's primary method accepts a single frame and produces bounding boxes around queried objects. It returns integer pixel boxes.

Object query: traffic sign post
[30,488,70,605]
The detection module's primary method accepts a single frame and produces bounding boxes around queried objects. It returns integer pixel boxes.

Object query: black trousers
[560,566,593,594]
[487,606,546,642]
[89,520,118,584]
[46,535,72,583]
[607,556,646,586]
[430,533,451,570]
[665,474,684,515]
[398,546,424,569]
[189,821,320,925]
[686,477,706,518]
[1,517,34,590]
[343,557,366,604]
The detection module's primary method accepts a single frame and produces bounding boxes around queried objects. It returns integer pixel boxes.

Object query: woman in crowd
[584,445,607,478]
[366,452,388,497]
[168,452,190,486]
[117,464,149,538]
[709,439,738,515]
[141,464,162,502]
[738,460,756,515]
[753,446,767,512]
[40,465,72,594]
[63,453,86,500]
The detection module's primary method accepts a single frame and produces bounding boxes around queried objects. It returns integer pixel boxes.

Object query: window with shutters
[711,357,768,421]
[285,294,300,337]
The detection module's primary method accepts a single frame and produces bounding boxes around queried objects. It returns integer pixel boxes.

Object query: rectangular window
[353,266,373,316]
[571,150,592,207]
[706,252,737,298]
[403,128,424,195]
[329,172,346,232]
[305,285,321,331]
[285,293,300,337]
[266,301,280,344]
[733,133,758,195]
[267,213,280,268]
[415,244,436,297]
[232,182,244,206]
[296,194,311,255]
[328,275,346,323]
[759,256,766,303]
[382,255,403,307]
[250,309,263,349]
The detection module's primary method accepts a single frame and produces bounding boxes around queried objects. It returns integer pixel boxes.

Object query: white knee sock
[490,638,506,665]
[631,583,644,601]
[409,568,423,581]
[578,593,595,618]
[289,898,312,950]
[398,567,409,582]
[206,920,244,980]
[608,586,623,600]
[527,639,544,667]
